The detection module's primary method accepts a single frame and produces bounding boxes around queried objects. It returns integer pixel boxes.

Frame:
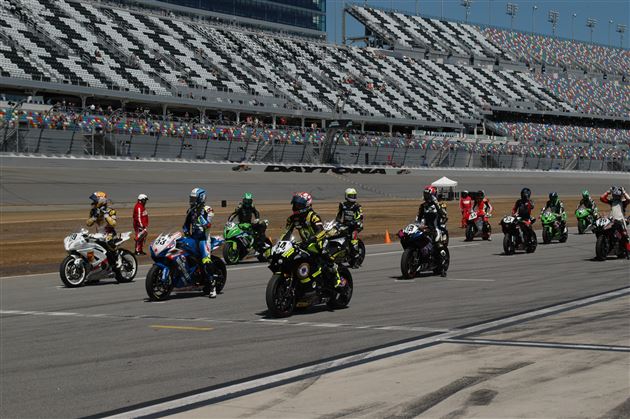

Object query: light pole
[608,20,614,46]
[506,3,518,30]
[2,98,26,151]
[586,18,597,43]
[488,0,492,25]
[461,0,472,23]
[548,10,559,37]
[617,24,627,48]
[571,13,577,40]
[532,5,537,32]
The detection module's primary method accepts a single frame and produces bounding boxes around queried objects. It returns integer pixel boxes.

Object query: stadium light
[506,3,518,29]
[460,0,472,23]
[548,10,559,37]
[608,19,614,46]
[617,24,627,48]
[531,5,537,32]
[571,13,577,40]
[586,18,597,43]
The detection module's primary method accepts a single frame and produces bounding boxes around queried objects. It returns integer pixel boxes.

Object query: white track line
[103,286,630,418]
[445,338,630,352]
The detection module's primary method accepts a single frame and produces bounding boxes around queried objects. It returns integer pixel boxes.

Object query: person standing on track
[459,190,472,228]
[133,194,149,255]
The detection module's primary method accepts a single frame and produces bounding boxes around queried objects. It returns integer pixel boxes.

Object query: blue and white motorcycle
[397,220,449,278]
[146,232,227,301]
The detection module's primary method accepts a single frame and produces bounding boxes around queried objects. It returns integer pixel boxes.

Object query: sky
[326,0,630,49]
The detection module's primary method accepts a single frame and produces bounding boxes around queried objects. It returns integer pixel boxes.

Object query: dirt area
[0,197,582,277]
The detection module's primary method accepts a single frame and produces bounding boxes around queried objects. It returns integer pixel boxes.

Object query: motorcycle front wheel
[116,249,137,283]
[60,255,87,287]
[595,235,609,261]
[526,231,538,253]
[213,257,228,293]
[503,234,515,255]
[400,248,419,279]
[266,274,296,318]
[327,267,353,309]
[542,228,551,244]
[222,241,241,265]
[145,265,174,301]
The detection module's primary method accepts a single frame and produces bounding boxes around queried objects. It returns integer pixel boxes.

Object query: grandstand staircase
[0,128,28,153]
[430,144,450,167]
[82,132,116,156]
[563,155,579,170]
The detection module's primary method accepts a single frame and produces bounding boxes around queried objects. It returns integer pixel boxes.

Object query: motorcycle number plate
[404,224,418,234]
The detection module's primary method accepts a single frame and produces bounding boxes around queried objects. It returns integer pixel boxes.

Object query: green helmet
[242,192,253,207]
[582,190,590,199]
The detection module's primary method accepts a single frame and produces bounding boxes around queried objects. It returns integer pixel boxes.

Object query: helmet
[189,187,206,207]
[462,190,469,198]
[204,205,215,223]
[345,187,357,203]
[89,191,108,208]
[477,190,485,200]
[582,190,590,199]
[138,193,148,202]
[242,192,253,207]
[423,185,437,202]
[611,186,623,199]
[291,192,312,215]
[520,188,531,201]
[549,192,558,203]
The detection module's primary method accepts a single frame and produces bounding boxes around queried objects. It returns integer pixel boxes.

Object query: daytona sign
[264,165,386,174]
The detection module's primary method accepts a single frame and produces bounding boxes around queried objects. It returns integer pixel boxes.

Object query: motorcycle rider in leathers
[600,186,630,253]
[416,185,448,277]
[542,192,567,233]
[577,190,598,217]
[182,187,218,298]
[86,191,123,280]
[228,192,264,246]
[335,188,363,265]
[512,187,535,243]
[283,192,341,287]
[472,190,493,240]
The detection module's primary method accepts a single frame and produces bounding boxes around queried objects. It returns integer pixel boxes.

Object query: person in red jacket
[459,190,473,228]
[133,194,149,255]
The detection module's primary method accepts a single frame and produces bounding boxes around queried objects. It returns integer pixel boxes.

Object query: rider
[283,192,340,287]
[577,190,598,216]
[416,185,448,277]
[472,190,493,240]
[512,188,536,241]
[228,192,264,243]
[543,192,567,233]
[335,188,364,264]
[459,190,473,228]
[182,187,217,298]
[600,186,630,252]
[86,191,123,280]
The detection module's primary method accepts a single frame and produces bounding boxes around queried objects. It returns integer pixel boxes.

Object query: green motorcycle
[222,220,272,264]
[540,209,568,244]
[575,205,597,234]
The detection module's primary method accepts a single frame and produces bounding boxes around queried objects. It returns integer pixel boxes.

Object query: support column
[389,124,393,135]
[272,115,277,129]
[321,119,326,129]
[301,117,305,129]
[236,112,241,124]
[361,121,365,132]
[198,108,206,124]
[80,96,87,109]
[342,8,347,45]
[162,103,168,117]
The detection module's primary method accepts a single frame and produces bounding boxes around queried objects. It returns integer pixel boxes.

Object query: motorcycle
[60,229,137,287]
[322,220,366,268]
[575,206,597,234]
[593,217,629,261]
[500,215,538,255]
[465,211,492,241]
[222,220,272,264]
[398,221,449,278]
[540,209,568,244]
[146,232,227,301]
[265,238,353,318]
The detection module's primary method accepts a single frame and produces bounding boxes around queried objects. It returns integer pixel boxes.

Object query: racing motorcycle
[60,229,137,287]
[146,232,227,301]
[265,238,353,318]
[222,220,272,264]
[322,220,366,268]
[575,205,597,234]
[500,215,538,255]
[465,211,492,241]
[540,209,568,244]
[398,221,449,278]
[593,217,629,261]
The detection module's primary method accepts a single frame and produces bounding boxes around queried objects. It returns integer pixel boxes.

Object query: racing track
[1,234,629,417]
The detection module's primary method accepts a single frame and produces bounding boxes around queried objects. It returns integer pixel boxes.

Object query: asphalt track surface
[1,233,628,418]
[1,156,628,206]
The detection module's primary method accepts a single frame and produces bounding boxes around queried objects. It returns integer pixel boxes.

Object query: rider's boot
[202,258,217,298]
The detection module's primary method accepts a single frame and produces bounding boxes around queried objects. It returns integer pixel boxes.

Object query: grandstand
[0,0,628,170]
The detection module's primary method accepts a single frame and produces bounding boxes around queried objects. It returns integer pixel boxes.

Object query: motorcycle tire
[595,235,609,261]
[222,241,241,265]
[465,225,474,241]
[577,220,585,234]
[351,240,366,269]
[542,228,551,244]
[266,274,295,318]
[212,257,228,293]
[60,255,87,287]
[526,231,538,253]
[559,230,568,243]
[145,265,174,301]
[433,247,450,275]
[327,267,353,310]
[400,248,419,279]
[503,235,515,255]
[115,249,137,283]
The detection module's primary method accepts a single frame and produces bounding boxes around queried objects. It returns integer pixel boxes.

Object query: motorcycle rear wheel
[145,265,174,301]
[327,267,353,309]
[60,255,87,287]
[213,257,228,293]
[266,274,296,318]
[116,249,137,283]
[400,248,419,279]
[351,240,366,268]
[595,236,609,261]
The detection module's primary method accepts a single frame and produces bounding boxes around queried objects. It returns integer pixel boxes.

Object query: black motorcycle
[500,215,538,255]
[593,217,629,261]
[265,238,353,318]
[398,221,449,278]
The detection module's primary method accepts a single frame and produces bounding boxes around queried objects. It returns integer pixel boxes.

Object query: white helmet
[138,193,148,201]
[345,188,357,203]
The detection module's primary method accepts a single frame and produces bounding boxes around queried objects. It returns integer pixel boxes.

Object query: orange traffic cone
[384,229,392,244]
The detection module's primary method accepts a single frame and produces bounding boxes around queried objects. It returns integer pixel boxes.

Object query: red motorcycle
[465,211,492,241]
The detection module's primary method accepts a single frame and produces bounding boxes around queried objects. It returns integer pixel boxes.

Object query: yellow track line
[150,325,213,331]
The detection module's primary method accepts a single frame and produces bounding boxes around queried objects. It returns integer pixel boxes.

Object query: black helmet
[477,190,485,199]
[521,188,531,201]
[549,192,558,203]
[611,186,623,198]
[462,190,469,198]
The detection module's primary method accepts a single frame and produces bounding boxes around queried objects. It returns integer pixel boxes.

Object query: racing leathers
[228,202,264,241]
[512,198,535,241]
[335,201,364,262]
[133,200,149,254]
[600,190,630,252]
[182,205,216,284]
[416,197,448,275]
[578,196,598,215]
[472,197,493,239]
[87,205,122,278]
